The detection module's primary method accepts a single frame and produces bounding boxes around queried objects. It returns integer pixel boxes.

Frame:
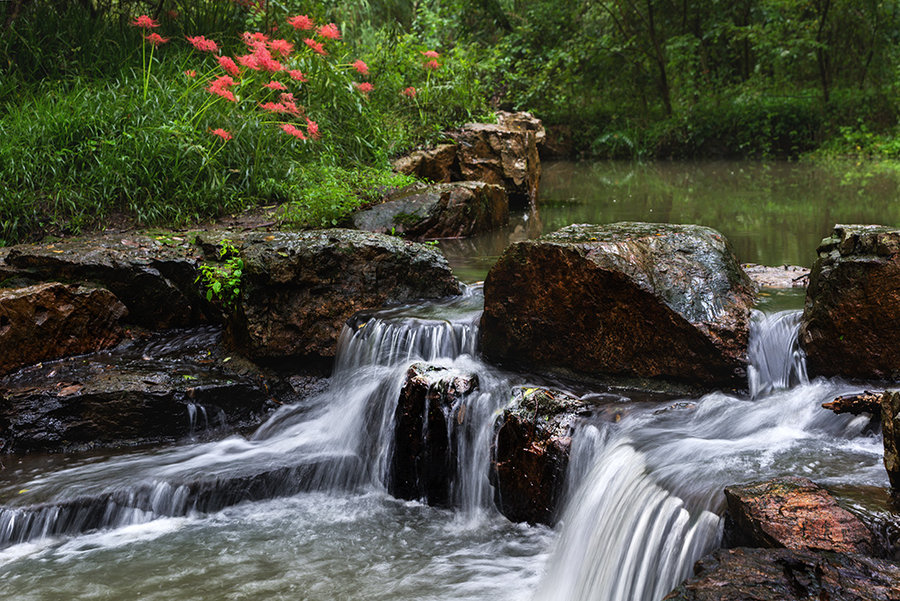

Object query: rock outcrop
[882,391,900,492]
[800,225,900,379]
[742,263,809,288]
[0,327,281,454]
[481,223,755,388]
[1,234,210,329]
[391,144,458,183]
[352,182,508,240]
[490,386,588,525]
[233,229,461,361]
[389,362,478,505]
[0,283,127,375]
[724,477,876,555]
[663,547,900,601]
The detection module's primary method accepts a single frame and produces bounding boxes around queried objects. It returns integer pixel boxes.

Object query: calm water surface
[442,160,900,282]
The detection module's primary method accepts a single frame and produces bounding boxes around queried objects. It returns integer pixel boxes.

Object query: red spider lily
[268,39,294,58]
[279,92,296,103]
[401,86,416,98]
[259,102,287,113]
[352,60,369,75]
[303,38,327,56]
[245,31,269,43]
[288,70,308,82]
[184,69,197,78]
[422,50,440,58]
[237,54,260,70]
[218,56,241,77]
[281,123,307,139]
[305,117,320,140]
[254,50,283,72]
[424,59,440,70]
[354,82,374,94]
[210,128,233,141]
[144,33,169,46]
[263,80,287,91]
[317,23,341,40]
[186,35,219,53]
[287,14,314,30]
[132,15,159,28]
[207,75,237,102]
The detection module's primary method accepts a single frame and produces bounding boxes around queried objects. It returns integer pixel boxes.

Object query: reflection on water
[441,160,900,282]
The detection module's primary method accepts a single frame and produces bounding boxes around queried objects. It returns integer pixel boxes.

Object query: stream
[0,161,894,600]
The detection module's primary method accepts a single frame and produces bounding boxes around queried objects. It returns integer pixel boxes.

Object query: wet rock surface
[663,547,900,601]
[742,263,809,288]
[823,391,884,415]
[389,362,478,506]
[448,119,541,206]
[0,283,127,375]
[800,225,900,379]
[0,327,285,454]
[1,234,210,329]
[233,229,461,361]
[391,143,458,183]
[352,182,508,241]
[481,223,755,388]
[724,476,876,555]
[882,391,900,493]
[490,386,589,525]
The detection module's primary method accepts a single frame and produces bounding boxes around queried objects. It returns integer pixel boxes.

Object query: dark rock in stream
[800,225,900,380]
[389,362,478,506]
[233,229,461,361]
[351,182,509,241]
[490,386,589,525]
[0,282,128,375]
[724,477,876,555]
[881,391,900,494]
[0,327,285,454]
[663,547,900,601]
[481,223,755,388]
[1,234,212,330]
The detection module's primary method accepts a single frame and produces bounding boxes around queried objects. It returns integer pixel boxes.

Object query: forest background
[0,0,896,244]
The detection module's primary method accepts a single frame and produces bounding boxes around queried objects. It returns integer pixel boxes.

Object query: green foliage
[196,239,244,311]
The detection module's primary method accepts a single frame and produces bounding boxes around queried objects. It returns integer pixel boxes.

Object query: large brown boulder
[481,223,756,388]
[391,143,458,183]
[490,386,588,525]
[0,327,282,454]
[724,477,876,555]
[663,547,900,601]
[800,225,900,379]
[1,234,210,329]
[0,283,127,375]
[882,391,900,493]
[234,229,461,361]
[352,182,508,241]
[388,362,478,505]
[448,121,541,206]
[496,110,546,147]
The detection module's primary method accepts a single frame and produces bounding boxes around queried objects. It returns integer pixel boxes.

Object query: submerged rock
[234,229,461,361]
[0,327,280,454]
[490,386,589,525]
[448,120,541,206]
[742,263,809,288]
[0,283,127,375]
[724,477,875,555]
[481,223,755,388]
[352,182,508,240]
[663,547,900,601]
[1,234,210,329]
[800,225,900,379]
[391,143,458,183]
[389,362,478,506]
[823,391,884,415]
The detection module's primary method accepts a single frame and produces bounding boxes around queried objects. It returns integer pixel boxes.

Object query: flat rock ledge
[800,224,900,379]
[663,547,900,601]
[481,222,755,388]
[352,181,509,241]
[724,476,876,555]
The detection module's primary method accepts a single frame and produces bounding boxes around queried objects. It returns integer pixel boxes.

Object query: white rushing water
[0,288,889,601]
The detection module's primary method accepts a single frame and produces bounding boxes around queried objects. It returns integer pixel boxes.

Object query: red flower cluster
[354,81,374,94]
[132,15,159,29]
[269,38,294,58]
[317,23,341,40]
[145,33,169,46]
[287,14,315,30]
[207,75,237,102]
[263,80,287,91]
[288,69,308,82]
[210,128,233,141]
[303,38,327,56]
[401,86,416,98]
[281,123,306,139]
[187,35,219,53]
[352,60,369,75]
[422,50,440,58]
[218,56,241,77]
[424,59,440,70]
[184,69,197,78]
[305,117,320,140]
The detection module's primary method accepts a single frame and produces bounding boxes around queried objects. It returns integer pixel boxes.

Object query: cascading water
[747,309,808,398]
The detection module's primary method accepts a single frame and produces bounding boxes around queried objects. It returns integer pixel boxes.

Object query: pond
[442,160,900,282]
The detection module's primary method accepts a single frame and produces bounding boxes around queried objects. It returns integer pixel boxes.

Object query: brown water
[441,160,900,282]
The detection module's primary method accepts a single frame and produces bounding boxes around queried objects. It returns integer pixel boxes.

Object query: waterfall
[747,309,808,399]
